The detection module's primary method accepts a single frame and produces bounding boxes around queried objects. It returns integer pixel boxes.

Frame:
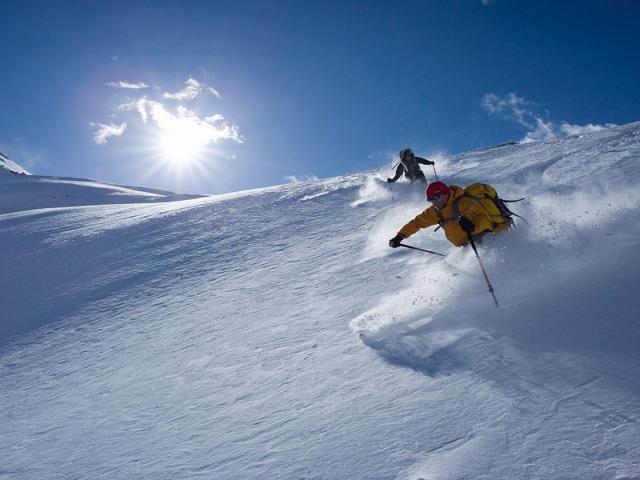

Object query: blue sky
[1,0,638,194]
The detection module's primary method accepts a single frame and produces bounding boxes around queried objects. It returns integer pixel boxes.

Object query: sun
[157,120,207,165]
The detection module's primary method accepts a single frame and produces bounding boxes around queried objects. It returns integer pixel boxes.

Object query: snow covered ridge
[1,121,640,479]
[0,151,30,175]
[0,151,209,215]
[0,170,207,215]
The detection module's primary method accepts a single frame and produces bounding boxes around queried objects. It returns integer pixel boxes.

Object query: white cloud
[119,97,151,123]
[163,77,222,101]
[90,122,128,145]
[284,175,319,183]
[560,123,616,136]
[124,98,243,145]
[106,81,149,89]
[481,92,519,114]
[481,92,614,143]
[99,77,238,150]
[522,117,556,143]
[163,78,204,101]
[480,92,615,143]
[205,114,225,123]
[482,92,556,142]
[481,92,533,128]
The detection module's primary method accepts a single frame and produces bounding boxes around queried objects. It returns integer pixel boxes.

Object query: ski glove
[458,216,475,234]
[387,178,394,183]
[388,235,403,248]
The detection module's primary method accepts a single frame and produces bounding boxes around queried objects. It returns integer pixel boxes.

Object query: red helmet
[425,182,450,201]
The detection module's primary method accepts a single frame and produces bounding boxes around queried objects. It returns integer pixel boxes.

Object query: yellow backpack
[453,183,524,227]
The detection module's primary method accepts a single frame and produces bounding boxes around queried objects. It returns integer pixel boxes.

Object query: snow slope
[1,122,640,479]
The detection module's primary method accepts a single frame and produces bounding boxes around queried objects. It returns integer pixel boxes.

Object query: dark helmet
[425,181,450,201]
[399,148,414,160]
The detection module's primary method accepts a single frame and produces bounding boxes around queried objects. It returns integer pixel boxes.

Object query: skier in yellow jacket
[388,181,511,248]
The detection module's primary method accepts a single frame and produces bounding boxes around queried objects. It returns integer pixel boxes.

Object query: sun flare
[157,120,206,164]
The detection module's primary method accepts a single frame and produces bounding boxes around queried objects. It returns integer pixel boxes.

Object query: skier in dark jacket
[387,148,435,183]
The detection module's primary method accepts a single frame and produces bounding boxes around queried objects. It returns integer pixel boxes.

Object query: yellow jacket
[397,185,505,246]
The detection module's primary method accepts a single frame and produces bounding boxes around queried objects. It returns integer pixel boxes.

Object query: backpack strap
[452,195,464,220]
[434,206,454,232]
[493,197,530,226]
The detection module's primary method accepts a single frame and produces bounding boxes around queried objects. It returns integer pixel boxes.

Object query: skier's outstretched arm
[389,208,439,247]
[397,207,439,239]
[387,164,404,183]
[415,156,435,166]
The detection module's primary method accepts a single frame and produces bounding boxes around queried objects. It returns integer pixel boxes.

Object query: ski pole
[467,235,499,307]
[399,243,446,257]
[432,164,439,182]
